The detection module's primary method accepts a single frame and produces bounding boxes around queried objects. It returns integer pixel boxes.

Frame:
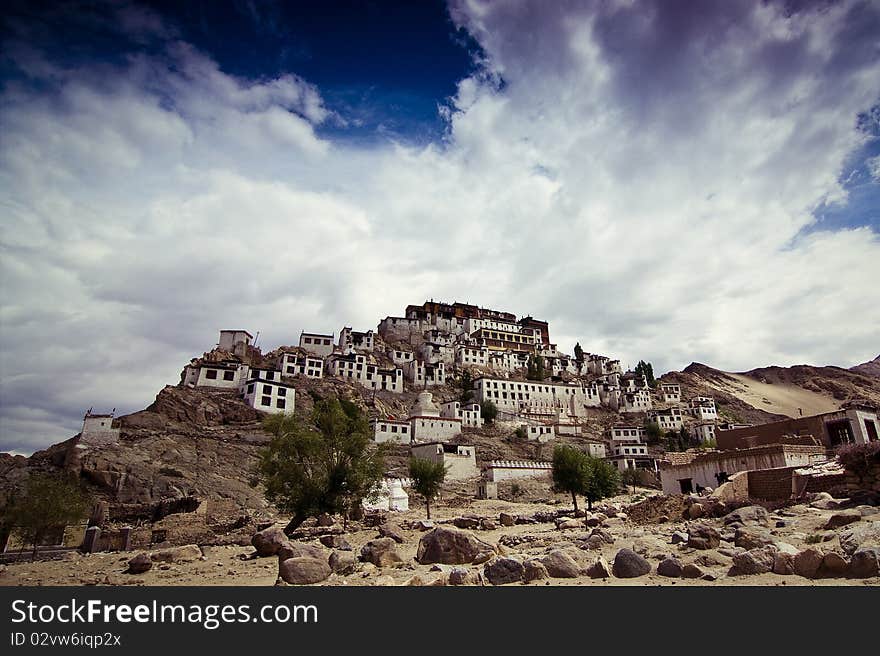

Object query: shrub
[836,441,880,479]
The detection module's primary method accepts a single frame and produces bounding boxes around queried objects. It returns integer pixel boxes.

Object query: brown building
[716,406,880,451]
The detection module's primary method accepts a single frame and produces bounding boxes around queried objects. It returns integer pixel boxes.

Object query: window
[223,370,236,381]
[304,337,312,344]
[324,339,331,345]
[205,369,218,379]
[277,388,286,397]
[265,371,275,380]
[261,396,271,406]
[391,426,398,433]
[247,384,254,393]
[263,385,272,394]
[287,366,295,374]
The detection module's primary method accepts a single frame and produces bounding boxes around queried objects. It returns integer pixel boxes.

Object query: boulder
[671,531,688,545]
[773,552,795,575]
[612,549,651,578]
[586,557,611,579]
[448,567,480,586]
[580,535,606,551]
[557,518,583,530]
[657,558,683,578]
[127,553,152,574]
[374,575,396,586]
[416,526,495,565]
[681,563,704,579]
[480,518,497,531]
[793,548,824,579]
[848,547,880,578]
[723,505,770,527]
[453,516,480,529]
[687,503,706,520]
[838,523,880,556]
[328,550,357,575]
[279,557,331,585]
[277,542,326,562]
[251,526,287,557]
[824,511,861,530]
[687,524,721,550]
[414,520,434,531]
[499,512,517,527]
[360,538,403,567]
[734,527,775,550]
[319,534,352,551]
[523,559,549,582]
[484,557,525,585]
[541,550,582,578]
[730,546,778,575]
[591,528,615,544]
[774,542,799,555]
[378,524,406,544]
[151,544,202,563]
[808,493,840,510]
[818,552,849,578]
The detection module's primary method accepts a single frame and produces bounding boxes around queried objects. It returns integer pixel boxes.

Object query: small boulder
[279,557,331,585]
[612,548,651,578]
[824,511,861,530]
[734,527,775,550]
[687,524,721,550]
[730,546,778,576]
[723,505,770,527]
[319,534,352,551]
[251,526,287,557]
[523,559,550,582]
[277,542,326,562]
[591,528,615,544]
[557,518,583,530]
[414,520,434,531]
[541,550,582,578]
[328,550,357,575]
[361,538,403,568]
[586,557,611,579]
[580,534,606,551]
[773,551,795,575]
[657,558,683,578]
[416,526,495,565]
[848,547,880,578]
[818,552,849,578]
[499,512,517,527]
[681,563,704,579]
[448,567,480,586]
[378,524,406,544]
[485,557,525,585]
[127,553,152,574]
[687,503,705,520]
[480,518,497,531]
[151,544,202,563]
[793,548,824,579]
[838,523,880,556]
[453,516,480,529]
[671,531,688,545]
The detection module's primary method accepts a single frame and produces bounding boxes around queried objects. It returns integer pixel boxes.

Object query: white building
[279,350,324,379]
[454,342,489,368]
[387,348,415,367]
[657,383,681,404]
[299,332,335,358]
[473,377,601,419]
[647,407,684,431]
[410,442,478,480]
[440,401,484,428]
[418,341,455,366]
[403,360,446,388]
[181,360,250,389]
[693,422,717,443]
[242,378,295,414]
[689,397,718,421]
[608,443,656,472]
[585,440,607,459]
[326,352,404,393]
[487,350,530,373]
[218,330,253,352]
[370,418,412,444]
[485,460,552,482]
[408,391,461,442]
[622,389,653,413]
[525,425,554,442]
[609,425,647,443]
[80,410,120,446]
[339,327,374,352]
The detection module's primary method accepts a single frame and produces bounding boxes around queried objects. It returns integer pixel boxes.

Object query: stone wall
[844,461,880,495]
[747,467,798,500]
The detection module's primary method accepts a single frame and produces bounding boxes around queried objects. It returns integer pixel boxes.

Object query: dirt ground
[2,486,878,587]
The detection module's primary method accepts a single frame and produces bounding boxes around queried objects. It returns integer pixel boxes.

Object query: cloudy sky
[1,0,878,455]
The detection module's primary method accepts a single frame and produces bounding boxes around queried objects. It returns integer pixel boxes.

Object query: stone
[681,563,704,579]
[591,528,615,544]
[414,520,434,531]
[374,575,396,586]
[480,518,497,531]
[580,535,606,551]
[774,542,799,555]
[718,547,745,558]
[328,550,357,575]
[657,558,683,578]
[378,524,406,544]
[557,518,583,530]
[701,572,718,581]
[319,534,352,550]
[612,548,651,578]
[541,550,582,578]
[499,512,517,527]
[694,553,724,567]
[316,513,335,527]
[453,516,480,529]
[838,523,880,556]
[485,557,525,585]
[251,526,287,557]
[360,538,403,567]
[277,542,326,562]
[824,511,861,530]
[279,557,331,585]
[687,524,721,550]
[818,552,849,578]
[687,503,706,519]
[671,531,688,545]
[848,547,880,578]
[151,544,202,563]
[773,552,795,575]
[448,567,480,586]
[127,553,152,574]
[723,505,770,527]
[416,526,495,565]
[793,548,824,579]
[404,573,446,586]
[586,557,611,579]
[734,527,775,550]
[523,559,549,582]
[730,546,778,575]
[808,493,840,510]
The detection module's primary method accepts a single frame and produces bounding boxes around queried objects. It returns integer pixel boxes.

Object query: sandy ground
[716,373,841,418]
[2,489,877,587]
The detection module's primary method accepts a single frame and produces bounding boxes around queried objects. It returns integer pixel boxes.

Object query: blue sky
[1,0,878,454]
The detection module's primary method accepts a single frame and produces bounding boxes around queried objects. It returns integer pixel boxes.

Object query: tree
[481,400,498,424]
[258,397,386,531]
[551,445,590,512]
[409,457,447,519]
[634,360,656,387]
[620,467,639,494]
[583,457,621,510]
[457,370,474,404]
[574,342,584,362]
[536,355,546,380]
[527,354,546,380]
[7,474,90,560]
[644,421,663,443]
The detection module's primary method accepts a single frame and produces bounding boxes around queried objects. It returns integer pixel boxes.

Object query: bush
[836,441,880,479]
[481,400,498,423]
[409,457,447,519]
[513,426,528,440]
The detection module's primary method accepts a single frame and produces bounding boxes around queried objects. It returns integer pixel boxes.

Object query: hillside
[851,355,880,378]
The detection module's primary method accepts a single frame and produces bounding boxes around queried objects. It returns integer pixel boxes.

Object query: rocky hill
[851,355,880,378]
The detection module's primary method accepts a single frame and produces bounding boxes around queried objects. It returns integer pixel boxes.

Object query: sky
[1,0,878,455]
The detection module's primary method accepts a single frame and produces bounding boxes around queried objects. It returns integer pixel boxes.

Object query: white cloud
[1,0,879,453]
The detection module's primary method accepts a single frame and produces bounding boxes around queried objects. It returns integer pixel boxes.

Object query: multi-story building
[657,383,681,404]
[688,397,718,421]
[299,332,335,358]
[326,352,404,393]
[370,418,412,444]
[473,377,601,418]
[440,401,484,428]
[278,350,324,379]
[242,378,295,414]
[647,407,683,432]
[181,360,250,389]
[339,327,374,352]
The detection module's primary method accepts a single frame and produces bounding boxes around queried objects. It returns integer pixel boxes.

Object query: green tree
[634,360,656,387]
[620,467,639,494]
[457,370,474,404]
[574,342,584,362]
[258,398,386,531]
[551,445,590,512]
[408,457,447,519]
[644,421,663,443]
[7,474,90,560]
[584,456,621,510]
[526,354,537,380]
[513,426,528,440]
[481,400,498,424]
